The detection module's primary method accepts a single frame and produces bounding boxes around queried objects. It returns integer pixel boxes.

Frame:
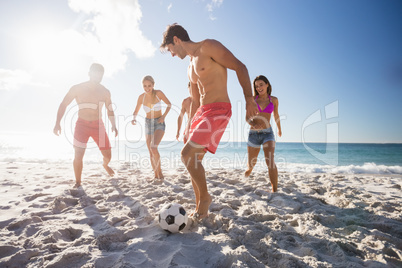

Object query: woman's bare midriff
[250,114,272,130]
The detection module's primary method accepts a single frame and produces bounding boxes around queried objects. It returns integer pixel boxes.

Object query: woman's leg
[245,146,261,177]
[145,135,156,174]
[150,129,165,179]
[262,141,278,192]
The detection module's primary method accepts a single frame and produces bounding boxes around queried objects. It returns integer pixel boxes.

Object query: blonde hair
[142,75,155,85]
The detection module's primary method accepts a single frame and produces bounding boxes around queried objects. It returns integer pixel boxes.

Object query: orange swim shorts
[74,118,111,150]
[188,102,232,154]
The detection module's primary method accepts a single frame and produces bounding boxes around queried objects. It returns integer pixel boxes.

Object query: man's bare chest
[77,90,105,105]
[190,56,216,78]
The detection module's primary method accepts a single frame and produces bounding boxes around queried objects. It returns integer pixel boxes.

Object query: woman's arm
[273,96,282,137]
[157,90,171,123]
[132,94,143,125]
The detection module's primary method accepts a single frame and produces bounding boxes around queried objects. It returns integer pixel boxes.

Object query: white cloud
[67,0,156,75]
[167,3,173,12]
[206,0,224,20]
[0,69,46,91]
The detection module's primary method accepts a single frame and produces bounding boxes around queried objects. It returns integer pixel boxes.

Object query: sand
[0,161,401,267]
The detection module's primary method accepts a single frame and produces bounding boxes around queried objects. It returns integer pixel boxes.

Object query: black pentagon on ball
[166,215,175,225]
[179,223,186,231]
[179,207,186,216]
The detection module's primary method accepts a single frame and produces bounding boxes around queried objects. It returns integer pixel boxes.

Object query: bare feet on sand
[193,194,212,220]
[244,169,252,177]
[154,175,164,180]
[103,164,115,177]
[73,182,81,188]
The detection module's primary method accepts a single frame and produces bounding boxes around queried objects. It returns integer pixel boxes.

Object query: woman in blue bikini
[132,75,171,179]
[245,75,282,192]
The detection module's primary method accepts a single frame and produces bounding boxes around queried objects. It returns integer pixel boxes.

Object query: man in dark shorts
[53,63,118,188]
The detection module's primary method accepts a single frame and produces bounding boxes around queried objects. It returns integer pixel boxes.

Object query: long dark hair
[253,75,272,96]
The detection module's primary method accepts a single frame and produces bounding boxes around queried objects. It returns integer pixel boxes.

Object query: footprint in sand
[51,196,79,213]
[24,193,50,202]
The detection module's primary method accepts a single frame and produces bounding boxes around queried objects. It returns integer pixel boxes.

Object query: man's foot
[103,164,115,176]
[244,169,252,177]
[193,195,212,220]
[189,208,198,217]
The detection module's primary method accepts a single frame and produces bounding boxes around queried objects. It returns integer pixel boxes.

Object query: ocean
[1,132,401,175]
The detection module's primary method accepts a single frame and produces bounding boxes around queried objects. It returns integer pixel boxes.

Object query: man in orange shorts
[161,24,258,219]
[53,63,118,188]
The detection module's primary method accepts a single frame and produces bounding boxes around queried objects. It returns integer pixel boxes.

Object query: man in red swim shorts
[161,24,259,219]
[53,63,118,188]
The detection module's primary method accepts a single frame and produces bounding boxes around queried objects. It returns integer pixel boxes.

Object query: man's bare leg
[263,141,278,192]
[190,178,200,217]
[101,149,114,176]
[73,147,85,187]
[188,150,207,216]
[245,146,261,177]
[181,142,210,219]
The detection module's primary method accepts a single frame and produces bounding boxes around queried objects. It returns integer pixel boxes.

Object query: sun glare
[21,26,90,78]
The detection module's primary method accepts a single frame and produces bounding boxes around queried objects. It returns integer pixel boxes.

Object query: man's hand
[112,126,118,137]
[183,129,189,144]
[53,124,61,136]
[245,97,258,120]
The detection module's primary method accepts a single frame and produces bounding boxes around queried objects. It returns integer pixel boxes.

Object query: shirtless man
[161,23,258,219]
[176,82,191,141]
[53,63,118,188]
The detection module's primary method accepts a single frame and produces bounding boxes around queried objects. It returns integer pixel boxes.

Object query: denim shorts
[247,127,275,147]
[145,117,166,135]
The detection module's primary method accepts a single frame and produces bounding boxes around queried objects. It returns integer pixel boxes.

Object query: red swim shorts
[74,118,111,150]
[188,102,232,154]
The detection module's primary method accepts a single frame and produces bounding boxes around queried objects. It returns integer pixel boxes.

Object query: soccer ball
[158,203,188,233]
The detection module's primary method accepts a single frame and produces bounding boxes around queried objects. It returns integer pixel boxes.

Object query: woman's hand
[131,119,137,125]
[157,117,165,124]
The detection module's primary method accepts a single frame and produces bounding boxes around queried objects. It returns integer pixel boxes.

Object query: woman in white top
[132,75,171,179]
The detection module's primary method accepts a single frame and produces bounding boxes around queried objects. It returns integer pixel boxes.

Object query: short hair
[142,75,155,85]
[160,23,190,51]
[89,63,104,74]
[253,75,272,96]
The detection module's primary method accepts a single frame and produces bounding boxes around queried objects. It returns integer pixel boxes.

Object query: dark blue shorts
[247,127,275,147]
[145,117,165,135]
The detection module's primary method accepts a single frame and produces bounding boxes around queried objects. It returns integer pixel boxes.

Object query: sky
[0,0,401,144]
